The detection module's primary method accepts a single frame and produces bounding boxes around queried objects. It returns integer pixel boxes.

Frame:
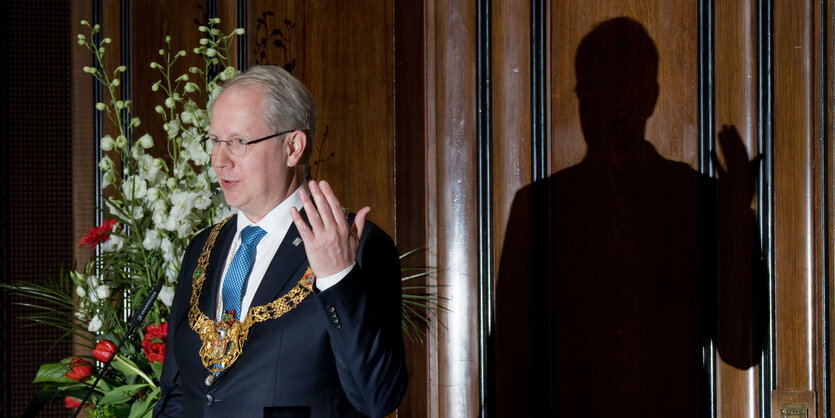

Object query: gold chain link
[186,216,314,373]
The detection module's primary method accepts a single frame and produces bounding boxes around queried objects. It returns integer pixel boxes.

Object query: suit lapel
[250,211,310,307]
[199,216,237,319]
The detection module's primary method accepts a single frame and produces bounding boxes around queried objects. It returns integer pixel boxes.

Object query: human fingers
[298,187,324,232]
[290,206,314,242]
[308,180,336,229]
[319,181,349,230]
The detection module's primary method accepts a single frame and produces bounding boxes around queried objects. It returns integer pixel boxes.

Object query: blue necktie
[221,225,267,320]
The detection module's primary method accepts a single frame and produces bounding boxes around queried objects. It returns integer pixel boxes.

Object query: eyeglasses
[201,129,295,157]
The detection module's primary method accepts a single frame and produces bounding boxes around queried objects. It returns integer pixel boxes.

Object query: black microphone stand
[72,281,164,418]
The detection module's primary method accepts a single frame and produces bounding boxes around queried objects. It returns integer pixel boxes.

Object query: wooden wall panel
[62,1,835,416]
[491,0,532,282]
[550,1,699,171]
[812,2,832,417]
[71,4,96,278]
[772,0,816,395]
[714,1,760,417]
[247,0,396,236]
[130,0,206,155]
[394,0,429,416]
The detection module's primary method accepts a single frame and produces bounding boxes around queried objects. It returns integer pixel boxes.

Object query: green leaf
[33,362,75,384]
[98,383,147,405]
[128,386,160,418]
[151,361,164,381]
[111,356,141,377]
[127,399,148,418]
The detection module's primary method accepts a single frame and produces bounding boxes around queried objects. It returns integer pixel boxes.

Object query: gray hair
[219,65,318,171]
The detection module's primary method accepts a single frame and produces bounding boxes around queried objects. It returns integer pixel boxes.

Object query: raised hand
[290,180,371,278]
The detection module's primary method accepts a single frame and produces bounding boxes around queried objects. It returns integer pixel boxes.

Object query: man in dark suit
[154,65,408,417]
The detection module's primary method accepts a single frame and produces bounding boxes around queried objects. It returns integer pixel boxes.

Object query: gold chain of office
[187,216,315,374]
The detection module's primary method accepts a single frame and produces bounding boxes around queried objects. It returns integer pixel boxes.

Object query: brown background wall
[2,0,833,417]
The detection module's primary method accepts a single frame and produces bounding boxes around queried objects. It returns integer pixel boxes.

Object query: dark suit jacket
[154,214,408,418]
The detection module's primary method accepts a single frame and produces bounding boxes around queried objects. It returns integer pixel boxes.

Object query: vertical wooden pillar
[771,0,820,415]
[431,0,480,416]
[827,0,835,412]
[714,0,760,416]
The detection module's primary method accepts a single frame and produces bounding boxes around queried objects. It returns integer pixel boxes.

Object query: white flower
[193,194,212,210]
[192,109,209,127]
[102,171,116,189]
[175,220,194,238]
[104,199,125,220]
[122,176,148,200]
[159,285,175,307]
[130,205,144,220]
[100,135,115,151]
[146,188,168,213]
[86,275,100,288]
[165,262,179,282]
[142,229,162,250]
[160,237,176,266]
[137,133,153,149]
[87,315,103,333]
[220,66,237,81]
[185,135,210,165]
[152,208,168,228]
[131,142,144,161]
[76,286,86,298]
[88,288,100,303]
[95,284,111,300]
[100,232,124,252]
[98,155,114,172]
[166,118,181,139]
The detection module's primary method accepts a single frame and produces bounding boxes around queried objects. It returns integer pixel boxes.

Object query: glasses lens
[229,140,246,156]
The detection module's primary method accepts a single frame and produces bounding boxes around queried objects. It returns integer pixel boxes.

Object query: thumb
[352,206,371,241]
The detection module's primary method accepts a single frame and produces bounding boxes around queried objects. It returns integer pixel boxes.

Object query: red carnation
[79,219,118,248]
[65,396,83,409]
[92,339,117,363]
[63,357,92,381]
[142,322,167,364]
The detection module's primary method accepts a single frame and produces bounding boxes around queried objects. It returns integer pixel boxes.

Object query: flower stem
[114,354,155,386]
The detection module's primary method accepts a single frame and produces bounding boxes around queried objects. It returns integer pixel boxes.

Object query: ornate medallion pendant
[186,217,316,374]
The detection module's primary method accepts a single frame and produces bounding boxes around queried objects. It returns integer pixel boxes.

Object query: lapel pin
[293,237,302,246]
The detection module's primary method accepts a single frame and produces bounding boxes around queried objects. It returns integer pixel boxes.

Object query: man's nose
[211,144,233,167]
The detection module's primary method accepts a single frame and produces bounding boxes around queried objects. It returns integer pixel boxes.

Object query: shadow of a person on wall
[492,17,763,417]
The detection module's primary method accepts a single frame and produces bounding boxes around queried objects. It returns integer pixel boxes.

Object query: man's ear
[285,130,307,168]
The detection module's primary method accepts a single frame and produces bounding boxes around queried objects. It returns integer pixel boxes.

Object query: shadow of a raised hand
[713,124,765,369]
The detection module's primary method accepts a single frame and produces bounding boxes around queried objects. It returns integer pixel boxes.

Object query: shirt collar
[234,186,305,238]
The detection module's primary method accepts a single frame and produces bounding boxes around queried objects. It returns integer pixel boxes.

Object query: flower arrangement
[5,16,440,418]
[5,19,241,417]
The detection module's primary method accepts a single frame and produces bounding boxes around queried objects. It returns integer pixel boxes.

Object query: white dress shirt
[216,186,354,320]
